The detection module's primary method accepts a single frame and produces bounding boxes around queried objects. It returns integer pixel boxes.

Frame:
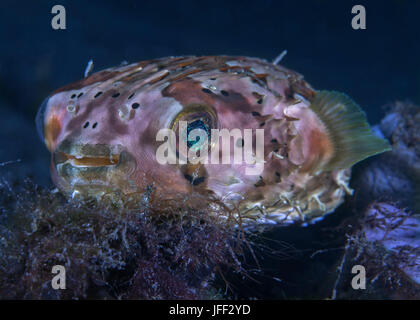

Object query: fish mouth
[54,142,123,168]
[54,151,120,168]
[53,142,137,195]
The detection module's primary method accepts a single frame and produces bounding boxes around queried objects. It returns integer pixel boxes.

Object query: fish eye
[171,104,218,159]
[35,96,50,142]
[186,119,211,150]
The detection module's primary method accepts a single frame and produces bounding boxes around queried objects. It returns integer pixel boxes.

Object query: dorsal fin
[309,90,391,170]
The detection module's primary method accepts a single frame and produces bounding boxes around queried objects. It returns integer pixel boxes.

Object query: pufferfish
[36,55,391,226]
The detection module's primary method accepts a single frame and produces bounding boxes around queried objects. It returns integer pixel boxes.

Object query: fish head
[34,58,277,199]
[35,78,261,199]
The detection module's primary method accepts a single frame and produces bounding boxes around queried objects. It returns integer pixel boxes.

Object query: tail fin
[309,90,391,170]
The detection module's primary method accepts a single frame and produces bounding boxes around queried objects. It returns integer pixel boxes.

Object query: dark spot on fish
[94,92,103,98]
[71,93,77,99]
[209,77,217,81]
[112,93,120,98]
[128,92,135,99]
[260,122,265,127]
[132,103,140,109]
[251,111,261,117]
[252,92,264,105]
[220,90,229,96]
[202,88,213,94]
[83,121,90,129]
[184,174,206,186]
[271,139,278,143]
[273,148,279,153]
[92,122,98,129]
[275,172,281,183]
[77,92,84,98]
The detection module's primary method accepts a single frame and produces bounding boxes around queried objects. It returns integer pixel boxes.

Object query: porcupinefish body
[36,56,391,226]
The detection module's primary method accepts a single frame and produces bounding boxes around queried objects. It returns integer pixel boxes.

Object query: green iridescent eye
[171,104,218,159]
[186,119,211,150]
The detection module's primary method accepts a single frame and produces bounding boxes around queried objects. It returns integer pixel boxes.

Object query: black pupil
[187,119,210,148]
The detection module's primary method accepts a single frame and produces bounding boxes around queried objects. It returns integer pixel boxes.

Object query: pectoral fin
[309,90,392,171]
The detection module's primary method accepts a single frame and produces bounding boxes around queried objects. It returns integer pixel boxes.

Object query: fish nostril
[201,88,213,94]
[131,103,140,109]
[83,121,98,129]
[71,92,84,99]
[112,92,120,98]
[94,91,103,98]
